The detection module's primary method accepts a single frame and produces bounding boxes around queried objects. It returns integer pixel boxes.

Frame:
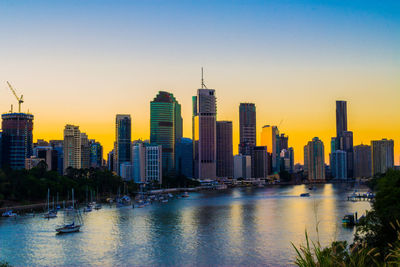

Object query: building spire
[201,67,207,89]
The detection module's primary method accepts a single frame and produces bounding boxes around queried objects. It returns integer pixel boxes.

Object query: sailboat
[56,189,82,234]
[44,189,57,219]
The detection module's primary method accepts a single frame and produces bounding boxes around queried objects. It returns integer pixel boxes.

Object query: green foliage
[162,173,200,188]
[293,170,400,266]
[0,260,11,267]
[0,167,126,203]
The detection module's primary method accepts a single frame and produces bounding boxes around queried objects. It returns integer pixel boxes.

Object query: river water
[0,184,371,266]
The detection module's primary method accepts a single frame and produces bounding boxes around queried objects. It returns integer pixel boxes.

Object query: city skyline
[0,0,399,165]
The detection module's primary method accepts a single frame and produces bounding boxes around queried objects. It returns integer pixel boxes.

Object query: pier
[347,193,375,202]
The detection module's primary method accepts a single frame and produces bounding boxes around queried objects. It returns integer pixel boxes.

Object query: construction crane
[6,81,24,113]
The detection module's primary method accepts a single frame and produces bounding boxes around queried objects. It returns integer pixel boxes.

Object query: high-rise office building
[253,146,268,178]
[107,149,114,172]
[233,154,251,179]
[90,140,103,168]
[331,150,347,179]
[175,138,193,178]
[280,147,294,173]
[145,145,162,184]
[50,140,63,174]
[304,137,325,181]
[193,88,217,179]
[120,162,133,181]
[132,142,146,183]
[261,125,280,173]
[371,139,394,175]
[280,134,289,151]
[336,101,347,139]
[0,131,3,169]
[33,145,58,171]
[238,103,256,156]
[354,144,372,178]
[216,121,233,178]
[80,133,90,169]
[1,113,34,169]
[150,91,182,174]
[63,124,81,171]
[115,114,132,175]
[342,131,354,178]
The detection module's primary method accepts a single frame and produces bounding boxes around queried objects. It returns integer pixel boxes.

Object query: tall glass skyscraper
[175,138,193,178]
[239,103,256,156]
[336,100,347,139]
[1,113,34,170]
[115,114,131,175]
[89,140,103,168]
[150,91,182,174]
[260,125,280,173]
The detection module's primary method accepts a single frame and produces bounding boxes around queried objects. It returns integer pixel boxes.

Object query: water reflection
[0,184,371,266]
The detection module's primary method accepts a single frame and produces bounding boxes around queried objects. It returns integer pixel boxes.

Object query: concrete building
[280,147,294,173]
[280,134,289,151]
[145,145,162,184]
[331,150,347,179]
[260,125,280,173]
[107,149,114,172]
[175,138,193,178]
[114,114,131,175]
[252,146,268,178]
[193,88,217,179]
[216,121,233,178]
[33,145,58,171]
[336,100,347,141]
[371,139,394,175]
[1,113,34,169]
[238,103,256,156]
[304,137,325,181]
[25,156,43,169]
[354,144,372,178]
[233,154,251,179]
[63,124,81,172]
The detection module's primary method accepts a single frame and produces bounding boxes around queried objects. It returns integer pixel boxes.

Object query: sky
[0,0,399,164]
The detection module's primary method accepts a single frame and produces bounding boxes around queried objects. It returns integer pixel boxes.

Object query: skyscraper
[261,125,280,173]
[80,132,90,169]
[90,140,103,168]
[193,87,217,179]
[150,91,182,174]
[304,137,325,181]
[50,140,63,174]
[63,124,81,172]
[115,114,131,175]
[132,142,146,183]
[331,150,347,179]
[342,131,354,178]
[145,145,162,184]
[216,121,233,178]
[175,138,193,178]
[280,134,289,151]
[354,144,372,178]
[253,146,268,178]
[233,154,251,179]
[371,139,394,175]
[239,103,256,156]
[1,113,34,169]
[336,100,347,139]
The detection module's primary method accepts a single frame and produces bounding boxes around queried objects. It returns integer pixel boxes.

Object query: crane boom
[6,81,24,112]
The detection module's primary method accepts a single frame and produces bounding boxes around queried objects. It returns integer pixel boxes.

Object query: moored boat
[300,193,310,197]
[2,210,17,217]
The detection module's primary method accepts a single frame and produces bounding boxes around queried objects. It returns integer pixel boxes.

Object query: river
[0,183,371,266]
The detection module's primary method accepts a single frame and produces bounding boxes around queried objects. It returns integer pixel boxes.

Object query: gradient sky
[0,0,399,164]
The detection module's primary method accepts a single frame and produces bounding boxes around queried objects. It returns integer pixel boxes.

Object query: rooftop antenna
[201,67,207,89]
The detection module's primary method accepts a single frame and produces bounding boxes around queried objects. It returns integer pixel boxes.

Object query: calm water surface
[0,184,371,266]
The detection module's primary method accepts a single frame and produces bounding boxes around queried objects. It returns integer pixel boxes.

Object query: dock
[347,193,375,202]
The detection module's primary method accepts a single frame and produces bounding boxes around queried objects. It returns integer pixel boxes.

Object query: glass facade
[1,113,34,170]
[150,91,182,175]
[115,115,131,175]
[175,137,193,178]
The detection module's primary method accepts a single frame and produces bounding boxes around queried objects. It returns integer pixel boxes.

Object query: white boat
[43,211,57,218]
[56,222,81,233]
[56,189,82,234]
[2,210,17,217]
[168,193,173,198]
[162,199,168,203]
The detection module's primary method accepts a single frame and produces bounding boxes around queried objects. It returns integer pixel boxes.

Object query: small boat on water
[182,192,189,198]
[300,193,310,197]
[162,199,168,203]
[94,203,102,210]
[342,214,356,226]
[43,211,57,219]
[2,210,17,217]
[168,193,173,198]
[56,189,82,234]
[44,189,57,219]
[83,205,92,212]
